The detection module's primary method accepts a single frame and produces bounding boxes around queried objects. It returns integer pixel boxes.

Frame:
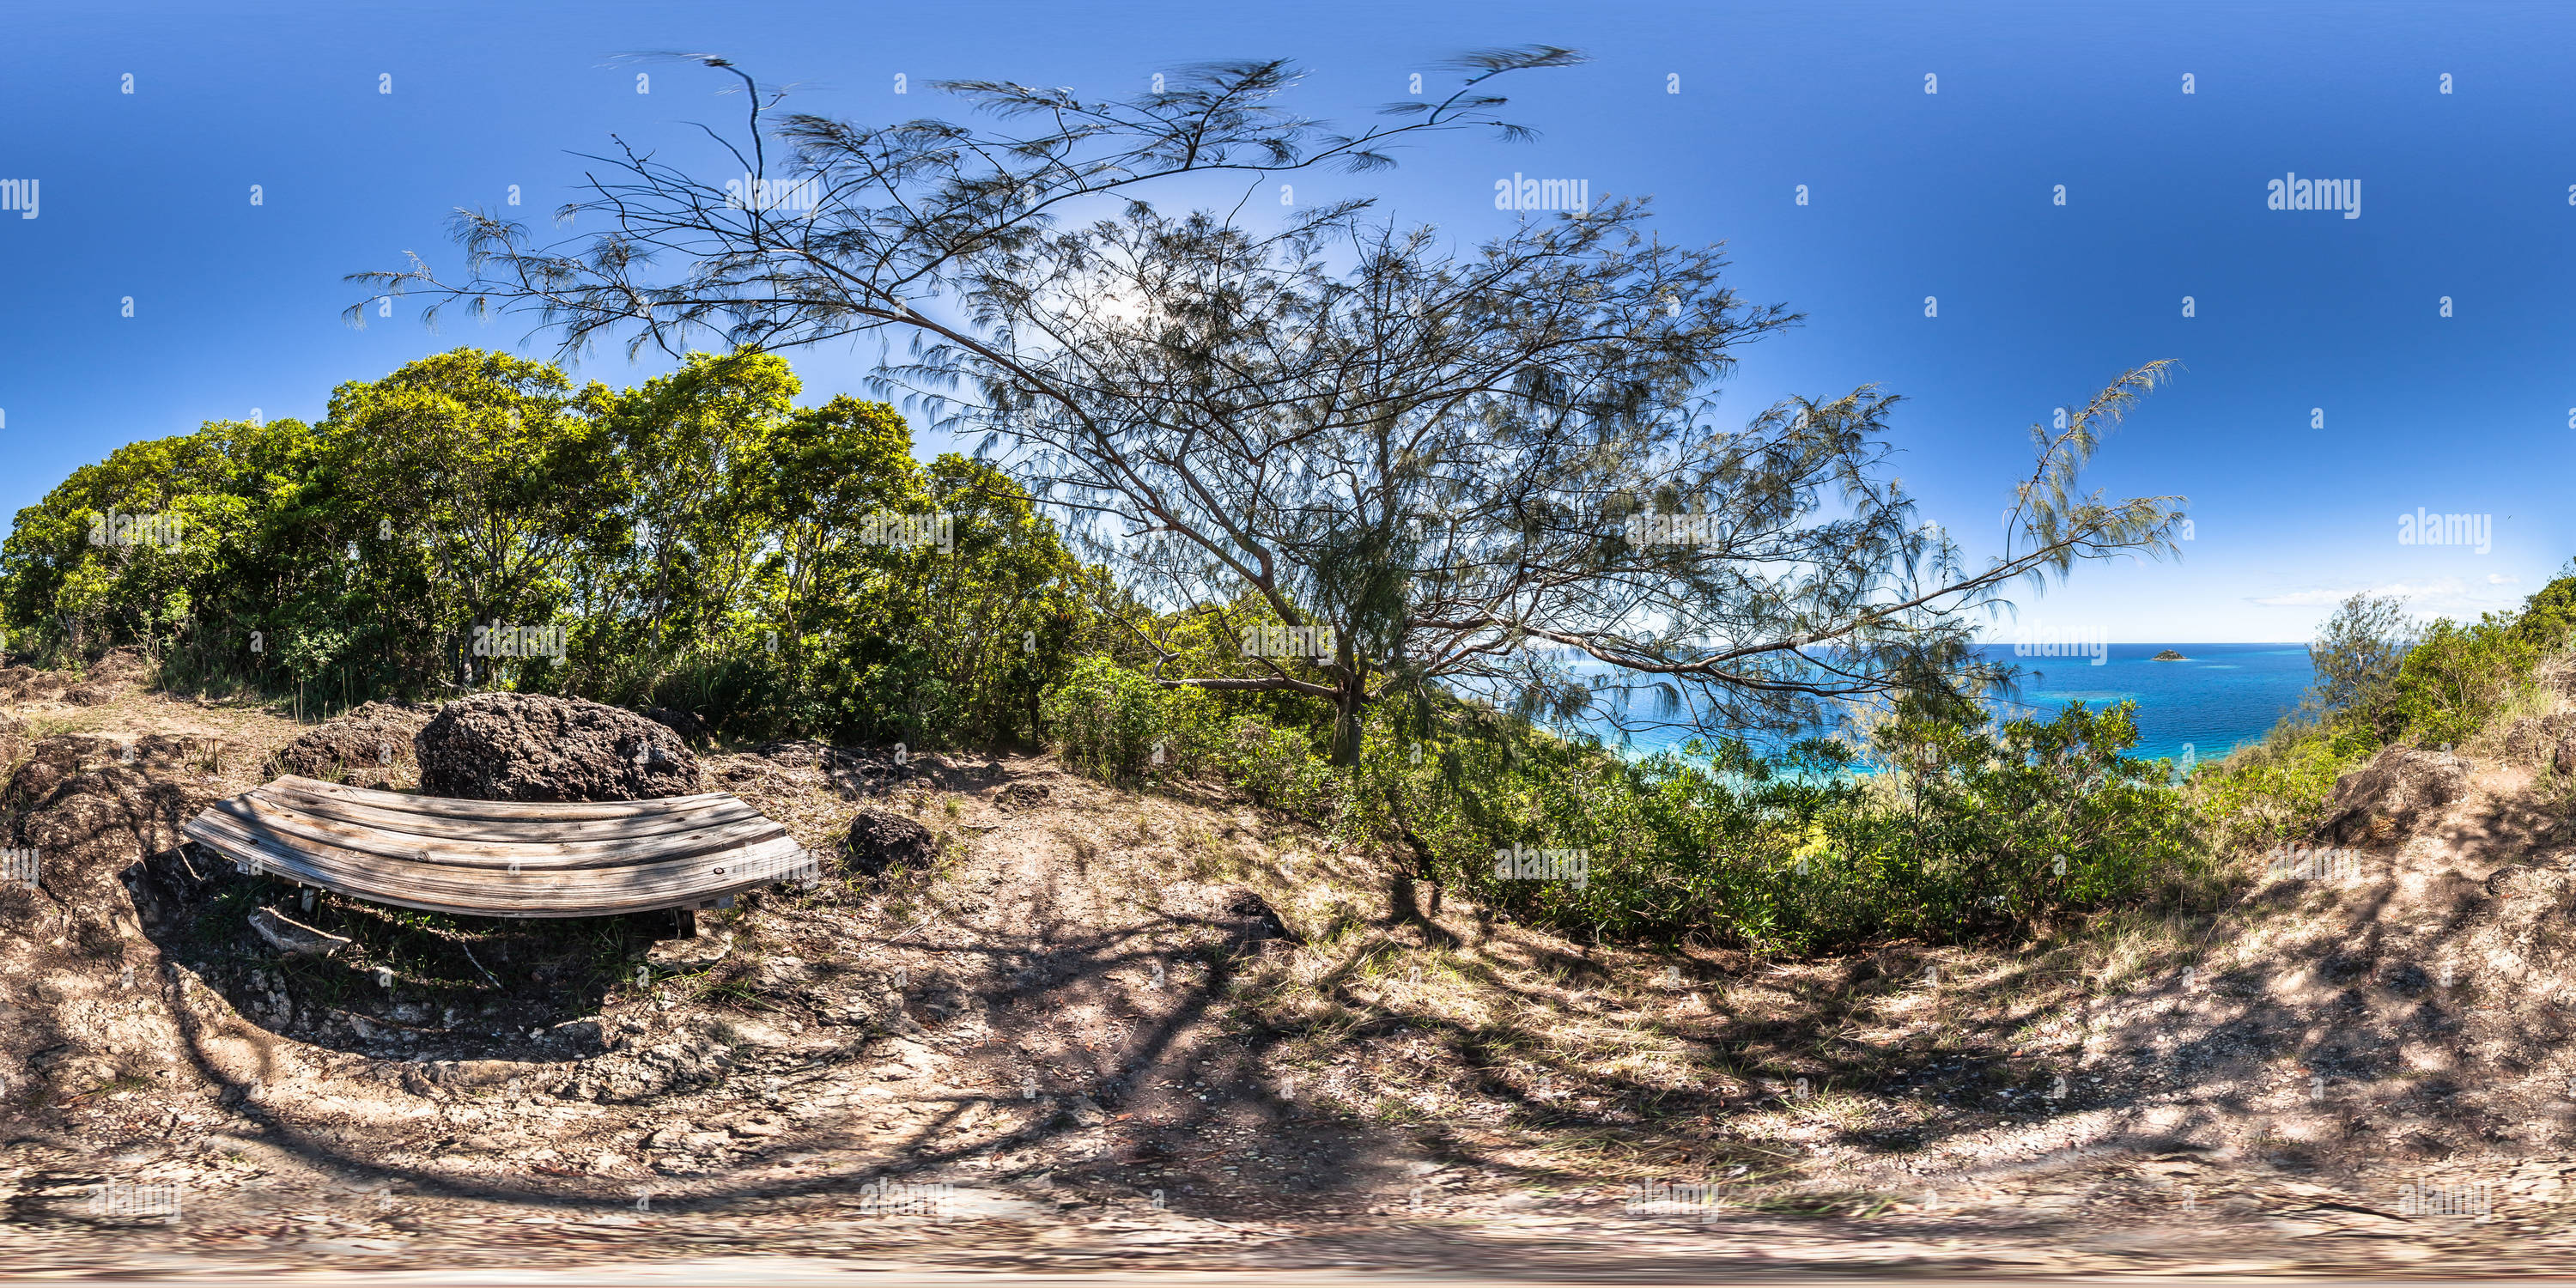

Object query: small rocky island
[2151,649,2188,661]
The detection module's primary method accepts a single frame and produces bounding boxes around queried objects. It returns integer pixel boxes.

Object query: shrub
[2190,719,2357,857]
[2384,613,2535,749]
[1040,655,1218,781]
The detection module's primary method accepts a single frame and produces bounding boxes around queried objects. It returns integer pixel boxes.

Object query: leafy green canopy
[0,347,1102,747]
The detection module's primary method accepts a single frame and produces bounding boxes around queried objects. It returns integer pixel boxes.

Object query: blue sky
[3,0,2569,642]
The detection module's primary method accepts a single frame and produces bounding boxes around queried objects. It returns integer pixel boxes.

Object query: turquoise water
[1978,643,2316,766]
[1575,643,2316,768]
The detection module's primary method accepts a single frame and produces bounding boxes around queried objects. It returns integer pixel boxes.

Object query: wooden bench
[180,775,817,919]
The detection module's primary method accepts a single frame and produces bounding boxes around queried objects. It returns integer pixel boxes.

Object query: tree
[355,53,2187,761]
[2306,591,2415,735]
[317,349,620,690]
[964,202,2185,761]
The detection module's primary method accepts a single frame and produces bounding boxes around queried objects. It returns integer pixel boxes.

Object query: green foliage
[2306,592,2415,744]
[0,347,1105,747]
[2516,569,2576,650]
[2383,613,2536,750]
[1039,655,1217,781]
[2189,718,2357,857]
[1041,654,2202,954]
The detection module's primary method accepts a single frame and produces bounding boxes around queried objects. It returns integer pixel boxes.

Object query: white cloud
[2487,573,2520,586]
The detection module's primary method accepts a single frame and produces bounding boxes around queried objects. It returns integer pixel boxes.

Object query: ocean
[1573,643,2317,768]
[1977,642,2317,766]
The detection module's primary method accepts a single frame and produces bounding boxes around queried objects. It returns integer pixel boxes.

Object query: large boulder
[416,693,702,802]
[2319,745,2470,845]
[268,700,437,785]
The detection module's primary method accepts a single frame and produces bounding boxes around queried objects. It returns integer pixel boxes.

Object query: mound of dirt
[2318,744,2470,844]
[266,699,437,785]
[416,691,702,802]
[1,733,216,948]
[845,808,935,878]
[0,665,71,703]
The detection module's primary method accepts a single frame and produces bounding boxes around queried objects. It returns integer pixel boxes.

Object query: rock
[637,707,713,748]
[546,1018,606,1054]
[61,681,119,707]
[1224,888,1295,945]
[0,665,71,704]
[4,734,131,812]
[267,701,435,783]
[416,692,702,802]
[997,781,1053,811]
[2319,745,2470,845]
[4,734,217,944]
[844,810,935,879]
[248,906,350,957]
[2151,649,2188,661]
[2504,714,2576,768]
[1064,1095,1108,1128]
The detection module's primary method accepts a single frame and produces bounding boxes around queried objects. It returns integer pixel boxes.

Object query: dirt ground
[5,657,2576,1281]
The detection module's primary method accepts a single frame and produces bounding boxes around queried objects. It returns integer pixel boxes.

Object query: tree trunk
[1330,678,1364,766]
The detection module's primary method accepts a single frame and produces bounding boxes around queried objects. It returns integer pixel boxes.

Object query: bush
[1147,691,2203,956]
[2384,613,2535,749]
[1040,655,1220,781]
[2190,719,2357,857]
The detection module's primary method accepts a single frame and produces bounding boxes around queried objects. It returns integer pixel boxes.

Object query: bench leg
[673,908,696,940]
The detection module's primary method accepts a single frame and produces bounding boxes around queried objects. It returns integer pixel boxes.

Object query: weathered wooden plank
[239,784,762,848]
[182,814,812,918]
[257,779,759,841]
[266,775,743,820]
[180,777,818,919]
[206,795,787,870]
